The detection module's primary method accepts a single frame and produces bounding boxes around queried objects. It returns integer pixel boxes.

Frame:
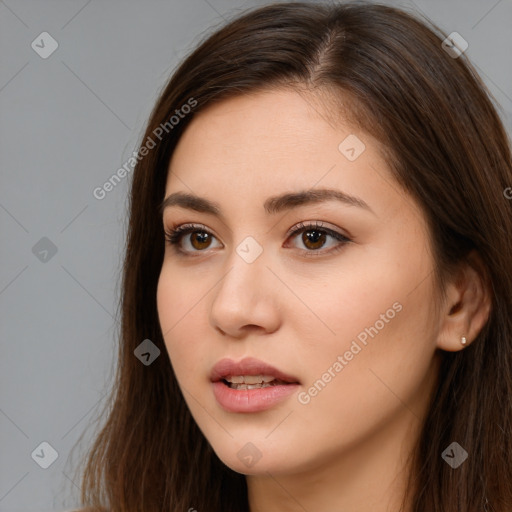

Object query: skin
[156,88,491,512]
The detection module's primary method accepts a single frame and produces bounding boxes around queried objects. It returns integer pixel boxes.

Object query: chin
[218,453,287,476]
[207,435,302,476]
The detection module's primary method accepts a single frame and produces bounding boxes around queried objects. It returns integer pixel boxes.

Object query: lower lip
[212,381,300,413]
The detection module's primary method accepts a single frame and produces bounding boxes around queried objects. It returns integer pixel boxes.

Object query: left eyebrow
[159,188,375,217]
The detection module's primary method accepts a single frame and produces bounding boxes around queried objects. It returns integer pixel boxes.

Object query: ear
[436,250,492,352]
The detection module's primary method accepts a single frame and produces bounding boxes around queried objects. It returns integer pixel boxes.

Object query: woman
[74,2,512,511]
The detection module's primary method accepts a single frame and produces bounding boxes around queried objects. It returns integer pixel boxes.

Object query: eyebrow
[159,188,375,217]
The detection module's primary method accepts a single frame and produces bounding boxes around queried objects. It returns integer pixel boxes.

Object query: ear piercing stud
[461,336,467,345]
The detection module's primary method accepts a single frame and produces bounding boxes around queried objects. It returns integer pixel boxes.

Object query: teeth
[224,375,277,385]
[228,382,275,390]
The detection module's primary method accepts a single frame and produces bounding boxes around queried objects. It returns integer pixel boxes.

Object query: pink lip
[210,357,300,413]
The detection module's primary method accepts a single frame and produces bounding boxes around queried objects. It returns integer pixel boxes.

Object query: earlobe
[435,251,492,352]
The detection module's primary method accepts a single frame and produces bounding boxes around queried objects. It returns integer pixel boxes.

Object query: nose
[209,247,281,338]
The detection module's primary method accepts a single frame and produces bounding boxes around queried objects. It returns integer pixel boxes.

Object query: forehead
[163,88,417,225]
[168,90,372,180]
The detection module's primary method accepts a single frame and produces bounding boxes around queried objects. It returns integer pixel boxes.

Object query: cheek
[327,231,434,349]
[293,265,437,434]
[156,265,207,377]
[293,237,436,394]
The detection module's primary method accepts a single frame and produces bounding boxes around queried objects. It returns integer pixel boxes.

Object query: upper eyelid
[286,220,348,237]
[165,220,344,234]
[165,221,351,244]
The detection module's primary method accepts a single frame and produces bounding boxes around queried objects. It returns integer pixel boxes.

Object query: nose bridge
[209,233,280,335]
[217,234,267,304]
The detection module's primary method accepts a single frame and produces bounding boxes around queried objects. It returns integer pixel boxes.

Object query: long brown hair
[74,2,512,511]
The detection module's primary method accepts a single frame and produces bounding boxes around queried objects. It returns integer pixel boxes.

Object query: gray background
[1,0,511,510]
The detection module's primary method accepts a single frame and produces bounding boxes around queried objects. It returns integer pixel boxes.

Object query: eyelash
[163,221,352,258]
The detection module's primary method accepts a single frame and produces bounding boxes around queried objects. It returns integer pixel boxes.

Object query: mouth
[210,357,300,413]
[210,356,300,385]
[221,375,293,390]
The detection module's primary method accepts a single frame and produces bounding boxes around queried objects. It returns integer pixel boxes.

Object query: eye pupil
[303,229,326,249]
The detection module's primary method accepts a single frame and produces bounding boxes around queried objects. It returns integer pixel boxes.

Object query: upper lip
[210,357,300,384]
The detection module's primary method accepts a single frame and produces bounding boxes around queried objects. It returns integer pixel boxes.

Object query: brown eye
[300,229,327,250]
[164,224,221,253]
[164,221,351,258]
[189,231,213,250]
[285,221,351,258]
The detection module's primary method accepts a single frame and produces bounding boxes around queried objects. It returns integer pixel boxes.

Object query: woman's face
[157,88,442,476]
